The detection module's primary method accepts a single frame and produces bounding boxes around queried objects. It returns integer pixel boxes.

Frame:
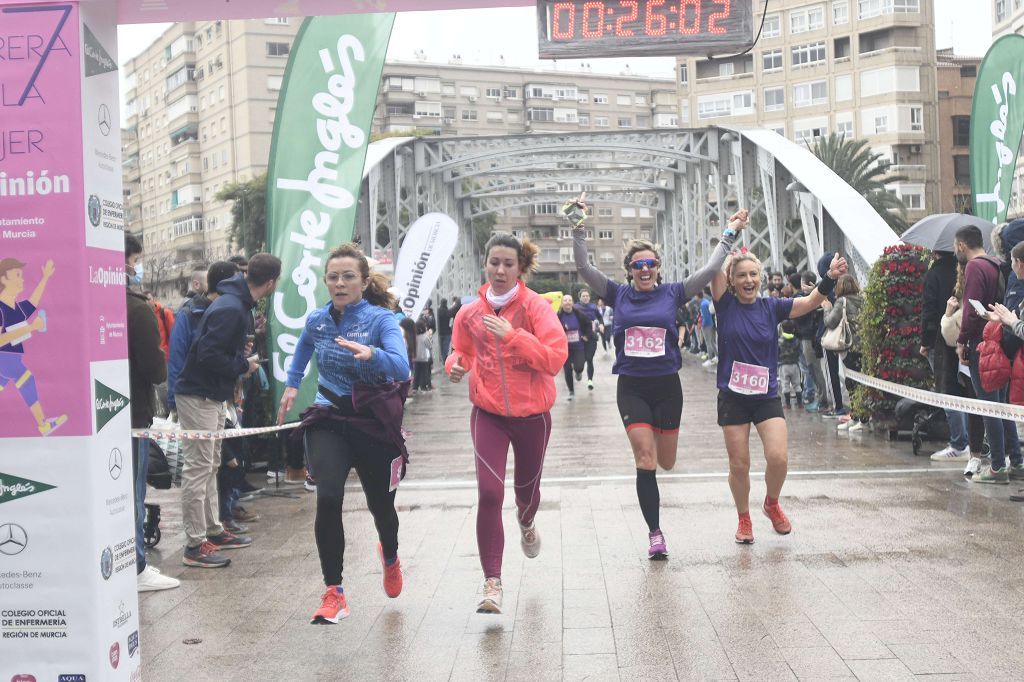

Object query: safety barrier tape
[846,369,1024,421]
[132,422,300,441]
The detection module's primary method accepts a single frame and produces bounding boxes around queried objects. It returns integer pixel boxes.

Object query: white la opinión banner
[393,213,458,320]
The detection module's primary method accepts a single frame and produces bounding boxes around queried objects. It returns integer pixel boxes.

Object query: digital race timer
[537,0,755,59]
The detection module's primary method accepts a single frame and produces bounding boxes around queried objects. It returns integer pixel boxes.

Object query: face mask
[129,261,144,286]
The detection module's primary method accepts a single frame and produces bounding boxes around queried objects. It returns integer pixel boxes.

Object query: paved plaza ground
[140,352,1024,680]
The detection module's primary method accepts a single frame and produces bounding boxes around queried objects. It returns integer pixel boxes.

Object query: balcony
[170,172,203,192]
[167,110,199,137]
[695,70,754,86]
[169,123,199,147]
[169,139,201,159]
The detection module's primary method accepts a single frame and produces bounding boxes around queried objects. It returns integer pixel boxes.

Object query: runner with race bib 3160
[710,248,848,544]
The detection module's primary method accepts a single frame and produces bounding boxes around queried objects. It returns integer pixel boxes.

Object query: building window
[598,207,614,218]
[858,0,919,19]
[593,94,608,104]
[791,42,826,67]
[266,42,290,57]
[595,116,609,127]
[764,87,785,112]
[617,94,632,106]
[461,109,478,121]
[954,194,972,212]
[835,74,853,101]
[265,17,290,25]
[579,113,590,125]
[762,49,783,72]
[599,230,613,239]
[873,115,889,133]
[763,13,781,38]
[795,126,826,144]
[909,106,923,132]
[837,119,854,137]
[535,203,560,215]
[634,95,647,106]
[861,66,920,96]
[793,80,827,108]
[790,5,824,34]
[954,155,971,185]
[679,63,688,85]
[485,87,501,99]
[527,108,554,122]
[600,252,616,264]
[898,184,924,209]
[833,1,849,23]
[503,87,519,99]
[719,62,734,77]
[617,116,633,128]
[953,116,970,146]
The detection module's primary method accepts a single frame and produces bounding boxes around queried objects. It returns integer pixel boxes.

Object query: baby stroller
[893,397,950,456]
[143,439,173,548]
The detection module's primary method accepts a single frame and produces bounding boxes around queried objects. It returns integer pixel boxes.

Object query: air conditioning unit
[910,145,922,154]
[468,95,477,102]
[414,91,426,97]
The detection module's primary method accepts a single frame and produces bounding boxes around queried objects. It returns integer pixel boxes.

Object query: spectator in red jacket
[145,291,175,360]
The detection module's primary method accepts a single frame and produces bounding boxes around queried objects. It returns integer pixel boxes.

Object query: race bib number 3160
[729,361,770,395]
[624,326,666,358]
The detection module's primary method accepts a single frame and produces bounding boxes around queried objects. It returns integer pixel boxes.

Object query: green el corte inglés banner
[970,34,1024,224]
[266,13,395,418]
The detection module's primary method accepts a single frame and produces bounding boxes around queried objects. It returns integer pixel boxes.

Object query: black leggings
[583,337,597,380]
[563,346,585,392]
[304,422,400,586]
[825,349,844,411]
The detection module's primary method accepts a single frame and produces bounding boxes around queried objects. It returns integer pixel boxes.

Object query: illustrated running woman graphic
[0,257,66,436]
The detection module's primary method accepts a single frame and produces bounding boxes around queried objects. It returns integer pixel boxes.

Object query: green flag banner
[266,13,395,418]
[970,34,1024,224]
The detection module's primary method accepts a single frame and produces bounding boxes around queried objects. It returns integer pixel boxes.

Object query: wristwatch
[722,227,737,239]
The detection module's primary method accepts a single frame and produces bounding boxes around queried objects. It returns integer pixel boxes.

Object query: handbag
[821,299,852,353]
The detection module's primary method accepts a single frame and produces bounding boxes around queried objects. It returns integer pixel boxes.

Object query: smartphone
[968,299,988,316]
[245,334,255,344]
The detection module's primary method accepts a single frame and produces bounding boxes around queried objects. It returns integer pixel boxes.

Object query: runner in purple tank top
[710,249,848,544]
[573,195,749,560]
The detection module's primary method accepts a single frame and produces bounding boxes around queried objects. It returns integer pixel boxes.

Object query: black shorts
[616,373,683,434]
[717,390,785,426]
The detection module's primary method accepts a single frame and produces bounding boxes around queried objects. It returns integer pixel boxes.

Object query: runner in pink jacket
[445,233,567,615]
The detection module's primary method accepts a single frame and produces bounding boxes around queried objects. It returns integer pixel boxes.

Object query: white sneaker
[847,420,865,433]
[711,357,718,365]
[964,455,989,477]
[137,565,180,592]
[837,420,852,431]
[520,521,540,558]
[701,359,714,368]
[931,445,970,462]
[477,577,502,614]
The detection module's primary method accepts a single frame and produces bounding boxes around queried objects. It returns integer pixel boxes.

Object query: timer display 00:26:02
[548,0,735,41]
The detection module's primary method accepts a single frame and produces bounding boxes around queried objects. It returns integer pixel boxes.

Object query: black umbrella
[901,213,993,253]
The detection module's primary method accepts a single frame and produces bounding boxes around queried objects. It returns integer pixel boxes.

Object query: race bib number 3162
[729,361,770,395]
[624,326,666,358]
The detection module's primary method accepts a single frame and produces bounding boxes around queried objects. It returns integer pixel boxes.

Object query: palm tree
[807,133,910,234]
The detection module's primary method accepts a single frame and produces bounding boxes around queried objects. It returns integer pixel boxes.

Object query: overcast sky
[116,1,994,101]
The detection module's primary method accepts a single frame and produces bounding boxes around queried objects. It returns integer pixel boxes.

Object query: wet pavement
[140,351,1024,680]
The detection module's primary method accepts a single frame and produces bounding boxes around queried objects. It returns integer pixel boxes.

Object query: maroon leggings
[470,406,551,578]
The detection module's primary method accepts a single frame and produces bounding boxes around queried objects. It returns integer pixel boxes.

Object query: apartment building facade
[122,18,299,298]
[993,0,1024,220]
[935,48,979,214]
[677,0,940,220]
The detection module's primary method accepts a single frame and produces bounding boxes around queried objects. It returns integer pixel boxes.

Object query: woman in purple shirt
[557,294,591,400]
[574,199,747,560]
[710,250,847,544]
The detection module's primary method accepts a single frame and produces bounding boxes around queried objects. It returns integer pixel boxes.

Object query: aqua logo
[99,546,112,580]
[88,195,101,227]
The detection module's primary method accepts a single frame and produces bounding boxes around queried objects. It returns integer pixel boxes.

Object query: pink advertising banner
[0,2,92,438]
[0,0,533,24]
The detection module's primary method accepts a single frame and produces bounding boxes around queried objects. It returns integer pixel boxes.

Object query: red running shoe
[735,516,754,544]
[377,543,403,598]
[311,586,349,624]
[762,502,792,534]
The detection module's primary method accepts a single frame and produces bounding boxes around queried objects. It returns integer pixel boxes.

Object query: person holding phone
[711,249,847,543]
[954,225,1022,484]
[176,254,281,569]
[278,243,410,625]
[573,196,747,560]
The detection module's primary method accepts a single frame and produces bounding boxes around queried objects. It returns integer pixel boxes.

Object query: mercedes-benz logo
[108,447,123,480]
[98,104,111,136]
[0,523,28,556]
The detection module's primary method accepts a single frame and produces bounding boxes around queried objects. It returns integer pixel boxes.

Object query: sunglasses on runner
[629,258,660,270]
